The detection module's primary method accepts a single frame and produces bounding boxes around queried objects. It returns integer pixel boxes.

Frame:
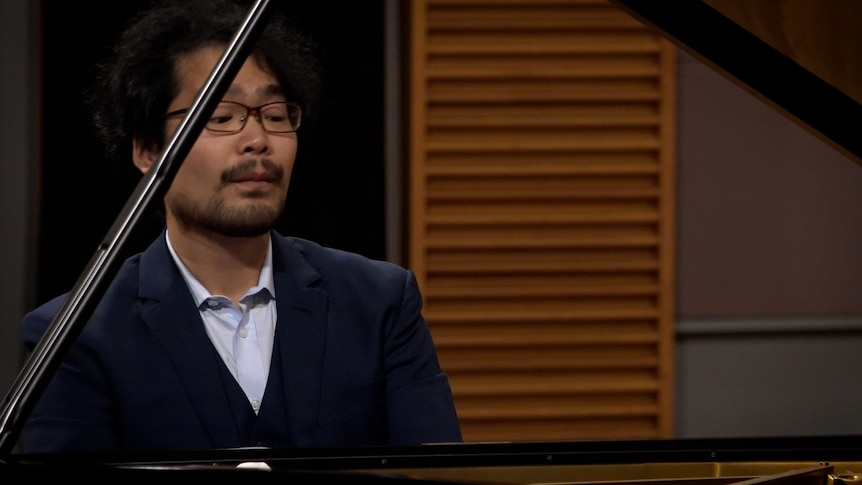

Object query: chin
[220,226,273,238]
[219,205,281,236]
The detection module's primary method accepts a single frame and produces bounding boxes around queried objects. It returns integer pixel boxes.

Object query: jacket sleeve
[382,270,463,444]
[19,295,120,453]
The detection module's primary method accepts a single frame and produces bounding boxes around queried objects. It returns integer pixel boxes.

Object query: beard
[170,196,282,237]
[167,159,286,237]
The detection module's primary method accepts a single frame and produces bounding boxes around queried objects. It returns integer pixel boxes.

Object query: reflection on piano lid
[609,0,862,166]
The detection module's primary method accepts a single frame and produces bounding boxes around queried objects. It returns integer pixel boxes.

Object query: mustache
[221,158,284,184]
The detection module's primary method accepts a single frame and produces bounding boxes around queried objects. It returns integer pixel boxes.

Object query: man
[20,0,461,453]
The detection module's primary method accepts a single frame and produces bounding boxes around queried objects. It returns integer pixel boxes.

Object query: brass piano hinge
[830,472,862,485]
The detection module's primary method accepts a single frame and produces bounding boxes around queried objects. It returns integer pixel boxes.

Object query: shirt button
[251,400,261,412]
[239,327,248,338]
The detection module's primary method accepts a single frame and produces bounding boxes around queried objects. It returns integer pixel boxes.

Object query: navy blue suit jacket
[21,231,462,453]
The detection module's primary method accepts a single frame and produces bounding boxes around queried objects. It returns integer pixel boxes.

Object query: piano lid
[609,0,862,167]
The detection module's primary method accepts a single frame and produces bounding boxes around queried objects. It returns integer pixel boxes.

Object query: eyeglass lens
[207,101,301,133]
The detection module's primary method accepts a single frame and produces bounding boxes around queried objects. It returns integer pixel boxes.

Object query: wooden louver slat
[409,0,675,442]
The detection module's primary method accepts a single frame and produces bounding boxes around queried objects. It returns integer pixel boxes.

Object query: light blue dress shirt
[166,232,277,414]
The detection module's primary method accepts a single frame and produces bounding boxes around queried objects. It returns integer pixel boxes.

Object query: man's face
[136,46,298,238]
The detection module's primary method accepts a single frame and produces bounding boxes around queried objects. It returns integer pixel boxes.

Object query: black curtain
[38,1,386,305]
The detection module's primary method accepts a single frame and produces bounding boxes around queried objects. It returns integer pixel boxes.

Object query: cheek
[166,166,201,202]
[279,138,299,168]
[172,143,223,188]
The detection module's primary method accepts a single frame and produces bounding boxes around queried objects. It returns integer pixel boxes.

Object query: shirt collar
[165,230,275,307]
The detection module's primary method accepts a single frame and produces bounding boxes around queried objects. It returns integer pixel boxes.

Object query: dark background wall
[0,0,40,413]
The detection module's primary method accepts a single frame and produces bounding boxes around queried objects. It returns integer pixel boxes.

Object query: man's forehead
[173,48,283,101]
[223,83,284,97]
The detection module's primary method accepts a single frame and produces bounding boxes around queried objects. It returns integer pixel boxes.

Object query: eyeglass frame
[165,100,302,134]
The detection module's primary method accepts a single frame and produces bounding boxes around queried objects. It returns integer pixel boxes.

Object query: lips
[232,172,278,184]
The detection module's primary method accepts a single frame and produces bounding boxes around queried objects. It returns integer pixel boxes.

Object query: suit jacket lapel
[270,235,329,446]
[137,232,243,447]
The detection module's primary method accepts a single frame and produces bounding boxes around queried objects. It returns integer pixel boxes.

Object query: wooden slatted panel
[408,0,676,441]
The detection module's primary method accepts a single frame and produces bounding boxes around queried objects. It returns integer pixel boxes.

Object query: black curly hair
[87,0,321,164]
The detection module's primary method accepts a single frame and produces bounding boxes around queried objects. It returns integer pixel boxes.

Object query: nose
[239,114,270,154]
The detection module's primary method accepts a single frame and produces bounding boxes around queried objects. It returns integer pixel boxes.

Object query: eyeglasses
[165,101,302,134]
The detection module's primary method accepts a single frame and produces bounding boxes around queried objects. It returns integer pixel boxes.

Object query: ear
[132,138,159,174]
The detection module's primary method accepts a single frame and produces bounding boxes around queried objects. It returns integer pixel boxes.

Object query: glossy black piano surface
[6,436,862,484]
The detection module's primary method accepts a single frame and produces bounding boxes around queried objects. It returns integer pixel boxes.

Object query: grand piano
[3,1,862,483]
